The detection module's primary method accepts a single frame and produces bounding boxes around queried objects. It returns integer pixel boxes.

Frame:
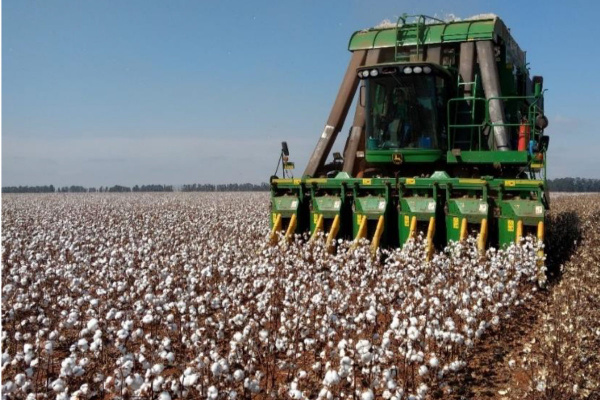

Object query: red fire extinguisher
[518,118,530,151]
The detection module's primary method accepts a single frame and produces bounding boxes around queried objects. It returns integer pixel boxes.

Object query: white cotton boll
[87,318,99,331]
[449,360,465,372]
[152,364,165,375]
[407,326,420,341]
[142,314,154,324]
[508,359,516,368]
[382,336,390,348]
[289,389,303,399]
[90,338,102,352]
[182,370,198,387]
[170,379,180,394]
[361,389,374,400]
[2,351,11,366]
[356,339,370,352]
[153,376,165,391]
[244,378,261,393]
[429,357,439,368]
[417,383,429,396]
[207,386,218,399]
[73,365,85,377]
[418,365,428,376]
[3,381,15,393]
[211,361,222,376]
[104,376,114,390]
[15,374,26,387]
[158,391,171,400]
[366,307,377,322]
[233,369,245,381]
[259,330,268,341]
[79,383,90,395]
[61,357,75,376]
[126,373,144,391]
[51,378,66,393]
[318,387,333,399]
[77,338,89,351]
[323,370,340,386]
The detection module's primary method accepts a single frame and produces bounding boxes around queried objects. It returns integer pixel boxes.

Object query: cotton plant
[1,192,552,399]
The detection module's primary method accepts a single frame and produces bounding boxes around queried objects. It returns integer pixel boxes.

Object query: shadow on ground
[545,210,582,279]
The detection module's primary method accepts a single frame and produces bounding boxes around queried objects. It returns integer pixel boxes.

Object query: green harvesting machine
[270,14,549,256]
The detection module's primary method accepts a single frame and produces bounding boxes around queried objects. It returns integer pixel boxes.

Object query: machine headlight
[403,67,413,74]
[369,69,379,77]
[413,66,423,74]
[423,66,432,74]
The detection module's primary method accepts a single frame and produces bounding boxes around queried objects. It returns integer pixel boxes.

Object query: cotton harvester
[270,14,549,257]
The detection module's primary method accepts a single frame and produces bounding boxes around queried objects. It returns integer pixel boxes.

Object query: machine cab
[358,63,453,163]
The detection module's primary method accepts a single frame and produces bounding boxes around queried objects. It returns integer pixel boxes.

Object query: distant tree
[69,186,87,193]
[108,185,131,193]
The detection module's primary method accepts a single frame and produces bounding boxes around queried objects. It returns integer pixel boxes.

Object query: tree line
[5,178,599,193]
[181,183,269,192]
[546,177,600,192]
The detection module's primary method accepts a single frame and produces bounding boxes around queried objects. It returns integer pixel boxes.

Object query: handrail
[447,94,545,152]
[395,14,447,61]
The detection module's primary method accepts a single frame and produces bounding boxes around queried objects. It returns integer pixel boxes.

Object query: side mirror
[281,141,289,156]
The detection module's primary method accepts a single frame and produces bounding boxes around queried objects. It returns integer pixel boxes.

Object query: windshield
[365,73,447,150]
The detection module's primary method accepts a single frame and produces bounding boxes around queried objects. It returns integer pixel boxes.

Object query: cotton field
[1,193,598,399]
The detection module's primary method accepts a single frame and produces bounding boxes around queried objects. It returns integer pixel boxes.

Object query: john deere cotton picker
[270,14,549,257]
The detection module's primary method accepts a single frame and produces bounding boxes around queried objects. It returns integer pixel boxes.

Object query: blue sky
[3,0,599,186]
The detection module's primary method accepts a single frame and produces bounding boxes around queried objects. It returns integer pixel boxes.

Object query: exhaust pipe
[476,40,510,151]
